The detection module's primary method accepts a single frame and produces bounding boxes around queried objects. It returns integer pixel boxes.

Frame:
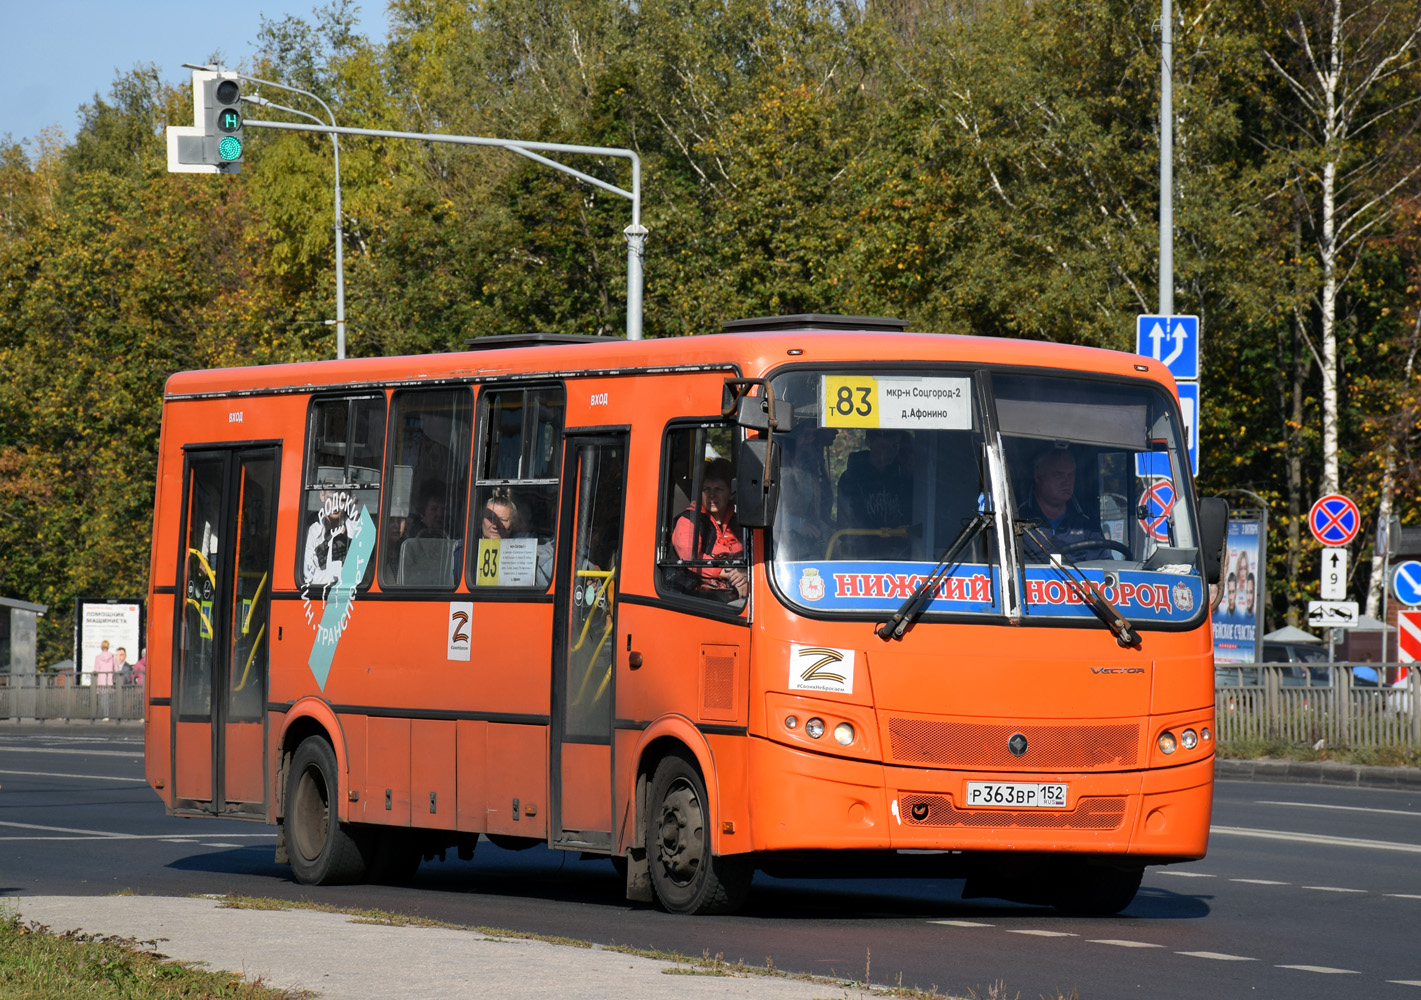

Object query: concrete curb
[10,895,881,1000]
[1215,757,1421,790]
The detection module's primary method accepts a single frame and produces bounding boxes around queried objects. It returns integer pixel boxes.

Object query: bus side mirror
[734,438,779,528]
[722,378,792,432]
[1198,497,1230,585]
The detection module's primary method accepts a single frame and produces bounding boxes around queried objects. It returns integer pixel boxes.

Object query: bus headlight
[834,722,855,746]
[1158,731,1178,755]
[1202,727,1212,741]
[1181,728,1198,750]
[805,718,825,739]
[784,715,799,730]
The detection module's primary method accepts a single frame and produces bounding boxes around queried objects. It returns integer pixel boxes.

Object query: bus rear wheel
[646,752,751,915]
[286,736,370,886]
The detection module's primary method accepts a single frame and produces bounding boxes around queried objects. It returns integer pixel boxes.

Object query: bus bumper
[746,736,1212,860]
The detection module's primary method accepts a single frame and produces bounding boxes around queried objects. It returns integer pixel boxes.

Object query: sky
[0,0,391,147]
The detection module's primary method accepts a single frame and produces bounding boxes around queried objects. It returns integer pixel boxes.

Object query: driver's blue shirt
[1018,496,1110,561]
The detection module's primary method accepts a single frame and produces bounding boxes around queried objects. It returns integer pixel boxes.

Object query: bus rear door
[170,446,278,819]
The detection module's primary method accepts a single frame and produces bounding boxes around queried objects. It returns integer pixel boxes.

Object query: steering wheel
[1056,538,1132,558]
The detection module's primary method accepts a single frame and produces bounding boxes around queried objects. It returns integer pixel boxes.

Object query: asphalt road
[4,722,1421,999]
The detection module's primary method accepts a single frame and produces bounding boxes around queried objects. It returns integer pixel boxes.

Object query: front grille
[898,792,1127,830]
[886,717,1140,770]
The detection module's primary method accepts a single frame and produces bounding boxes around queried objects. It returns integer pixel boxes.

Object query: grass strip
[0,912,309,999]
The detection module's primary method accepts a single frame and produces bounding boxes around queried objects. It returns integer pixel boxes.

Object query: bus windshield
[768,367,1206,628]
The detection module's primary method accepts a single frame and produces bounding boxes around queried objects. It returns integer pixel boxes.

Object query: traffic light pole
[243,118,645,342]
[239,92,346,360]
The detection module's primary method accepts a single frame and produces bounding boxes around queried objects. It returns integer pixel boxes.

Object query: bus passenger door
[550,434,627,852]
[171,447,278,819]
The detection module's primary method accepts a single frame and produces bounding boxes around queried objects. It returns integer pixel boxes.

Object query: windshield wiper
[876,512,994,641]
[1018,522,1140,648]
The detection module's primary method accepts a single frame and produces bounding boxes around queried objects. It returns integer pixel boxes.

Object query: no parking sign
[1138,480,1175,541]
[1308,494,1360,547]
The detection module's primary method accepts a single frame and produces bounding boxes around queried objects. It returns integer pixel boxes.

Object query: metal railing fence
[0,676,145,722]
[1215,662,1418,748]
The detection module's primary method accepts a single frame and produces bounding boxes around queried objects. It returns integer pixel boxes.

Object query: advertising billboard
[1213,516,1263,664]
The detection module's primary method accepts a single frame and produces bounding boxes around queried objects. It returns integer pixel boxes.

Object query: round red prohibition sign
[1308,493,1360,547]
[1138,480,1176,541]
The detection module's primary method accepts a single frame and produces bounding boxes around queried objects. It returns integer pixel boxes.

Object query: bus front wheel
[286,736,370,885]
[646,752,751,915]
[1051,860,1143,916]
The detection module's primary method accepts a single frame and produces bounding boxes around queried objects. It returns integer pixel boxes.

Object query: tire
[285,736,371,885]
[1051,860,1144,916]
[646,752,752,915]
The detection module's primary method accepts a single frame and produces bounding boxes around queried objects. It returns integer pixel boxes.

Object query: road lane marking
[0,819,273,841]
[1386,894,1421,900]
[1155,871,1214,877]
[1177,952,1257,961]
[1302,886,1366,893]
[1276,965,1358,974]
[1387,981,1421,986]
[0,769,145,783]
[1087,940,1163,948]
[929,920,994,927]
[1255,800,1421,818]
[1230,878,1288,885]
[1211,825,1421,854]
[0,820,144,839]
[1006,930,1077,937]
[0,746,141,759]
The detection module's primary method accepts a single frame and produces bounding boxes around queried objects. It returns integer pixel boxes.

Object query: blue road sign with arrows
[1136,315,1199,381]
[1394,560,1421,607]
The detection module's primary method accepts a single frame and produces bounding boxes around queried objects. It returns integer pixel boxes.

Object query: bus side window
[656,423,747,607]
[298,394,385,593]
[469,386,564,591]
[379,387,474,589]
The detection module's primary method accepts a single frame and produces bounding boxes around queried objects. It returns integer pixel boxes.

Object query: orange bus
[143,315,1227,915]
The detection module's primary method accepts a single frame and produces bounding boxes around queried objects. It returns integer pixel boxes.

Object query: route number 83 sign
[821,375,972,431]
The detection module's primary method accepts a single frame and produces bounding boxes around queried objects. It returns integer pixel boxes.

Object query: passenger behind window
[670,458,748,601]
[395,479,461,586]
[481,488,553,588]
[405,479,450,539]
[835,428,913,558]
[776,423,838,560]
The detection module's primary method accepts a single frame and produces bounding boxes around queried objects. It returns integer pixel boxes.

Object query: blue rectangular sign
[1134,382,1199,479]
[1136,314,1199,381]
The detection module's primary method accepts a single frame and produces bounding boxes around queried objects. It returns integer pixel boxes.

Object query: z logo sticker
[789,643,855,695]
[448,602,473,661]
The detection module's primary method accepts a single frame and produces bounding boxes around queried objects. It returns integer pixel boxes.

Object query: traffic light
[208,77,244,167]
[166,69,244,174]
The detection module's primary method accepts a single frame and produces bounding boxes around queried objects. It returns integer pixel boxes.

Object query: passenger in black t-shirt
[835,429,914,558]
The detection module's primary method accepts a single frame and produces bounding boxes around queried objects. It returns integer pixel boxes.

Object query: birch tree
[1262,0,1421,495]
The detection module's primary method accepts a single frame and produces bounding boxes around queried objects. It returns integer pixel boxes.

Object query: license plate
[964,781,1069,809]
